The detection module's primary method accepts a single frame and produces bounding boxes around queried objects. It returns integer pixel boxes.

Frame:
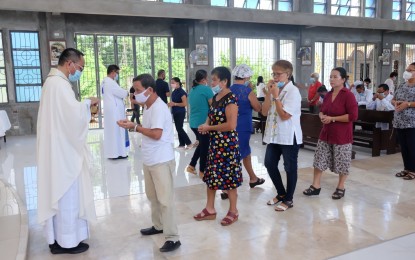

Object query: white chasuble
[37,68,96,247]
[101,77,129,158]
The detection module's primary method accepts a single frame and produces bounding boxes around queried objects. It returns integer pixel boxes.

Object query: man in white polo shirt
[117,74,180,253]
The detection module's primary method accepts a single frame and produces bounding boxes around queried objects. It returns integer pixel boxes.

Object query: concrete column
[295,0,313,13]
[379,0,392,20]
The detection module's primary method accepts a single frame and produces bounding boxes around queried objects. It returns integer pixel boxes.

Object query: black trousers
[173,112,191,146]
[189,127,209,172]
[396,128,415,172]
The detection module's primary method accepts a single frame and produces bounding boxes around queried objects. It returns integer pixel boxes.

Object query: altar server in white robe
[101,64,129,159]
[37,48,98,255]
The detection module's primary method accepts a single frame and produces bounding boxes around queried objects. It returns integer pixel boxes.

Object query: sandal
[194,208,217,221]
[249,177,265,188]
[186,165,196,175]
[403,172,415,181]
[303,185,321,196]
[266,195,285,205]
[220,211,238,226]
[332,188,345,200]
[395,170,409,177]
[275,201,293,212]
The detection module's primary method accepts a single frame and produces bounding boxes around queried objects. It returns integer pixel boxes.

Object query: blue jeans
[264,140,300,202]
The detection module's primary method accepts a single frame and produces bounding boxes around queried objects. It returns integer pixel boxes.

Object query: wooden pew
[353,109,398,157]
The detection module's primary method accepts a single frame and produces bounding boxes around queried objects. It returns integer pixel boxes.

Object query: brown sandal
[194,208,216,221]
[220,211,238,226]
[403,172,415,181]
[395,170,409,177]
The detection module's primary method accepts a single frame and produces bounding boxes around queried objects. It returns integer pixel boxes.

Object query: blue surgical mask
[359,93,364,97]
[277,82,285,88]
[310,78,315,83]
[244,81,250,87]
[115,74,119,81]
[69,69,82,82]
[212,85,221,94]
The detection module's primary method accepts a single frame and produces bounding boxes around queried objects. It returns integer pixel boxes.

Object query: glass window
[393,0,401,20]
[213,37,230,68]
[0,32,8,103]
[234,0,272,10]
[153,37,169,79]
[365,0,376,18]
[211,0,228,7]
[170,38,186,86]
[407,0,415,21]
[280,40,296,76]
[135,37,152,75]
[117,36,135,90]
[406,44,415,68]
[10,31,42,102]
[331,0,361,17]
[279,0,292,12]
[163,0,183,3]
[314,0,327,14]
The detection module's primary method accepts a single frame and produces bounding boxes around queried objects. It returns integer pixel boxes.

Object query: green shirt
[188,84,214,128]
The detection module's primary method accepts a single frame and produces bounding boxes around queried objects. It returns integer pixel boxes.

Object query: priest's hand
[117,119,135,129]
[89,97,100,106]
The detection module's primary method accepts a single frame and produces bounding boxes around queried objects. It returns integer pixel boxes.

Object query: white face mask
[171,83,177,89]
[135,89,150,103]
[403,71,413,81]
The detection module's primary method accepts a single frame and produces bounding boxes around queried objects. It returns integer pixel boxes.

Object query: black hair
[410,62,415,67]
[193,69,207,87]
[378,83,389,91]
[157,69,165,77]
[332,67,348,87]
[211,67,231,88]
[317,85,328,93]
[364,78,371,83]
[390,72,398,78]
[234,76,244,80]
[58,48,84,66]
[172,77,182,88]
[107,64,120,75]
[257,76,263,86]
[355,84,364,90]
[133,74,156,89]
[289,75,296,86]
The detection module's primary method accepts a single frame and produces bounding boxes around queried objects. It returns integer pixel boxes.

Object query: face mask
[319,94,325,99]
[171,83,177,89]
[115,74,119,81]
[68,69,82,82]
[212,85,221,94]
[378,93,385,97]
[135,89,150,103]
[359,93,364,97]
[310,78,315,83]
[403,71,413,81]
[277,82,285,88]
[244,81,250,87]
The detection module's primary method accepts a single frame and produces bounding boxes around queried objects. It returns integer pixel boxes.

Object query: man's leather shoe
[49,241,89,254]
[159,240,181,252]
[140,226,163,236]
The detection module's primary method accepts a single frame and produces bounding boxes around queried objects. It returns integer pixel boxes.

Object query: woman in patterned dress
[193,66,242,226]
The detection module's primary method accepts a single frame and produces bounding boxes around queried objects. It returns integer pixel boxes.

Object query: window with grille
[314,0,327,14]
[211,0,228,7]
[407,0,415,21]
[234,0,272,10]
[10,31,42,102]
[365,0,376,18]
[213,37,231,68]
[0,32,8,103]
[392,0,401,20]
[331,0,361,17]
[278,0,292,11]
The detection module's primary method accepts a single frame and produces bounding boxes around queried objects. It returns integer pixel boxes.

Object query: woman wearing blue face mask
[261,60,302,211]
[229,64,265,193]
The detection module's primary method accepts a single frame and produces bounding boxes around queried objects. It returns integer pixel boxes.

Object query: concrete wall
[0,0,415,135]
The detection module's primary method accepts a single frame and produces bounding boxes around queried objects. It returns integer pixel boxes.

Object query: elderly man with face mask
[366,84,394,130]
[307,72,322,113]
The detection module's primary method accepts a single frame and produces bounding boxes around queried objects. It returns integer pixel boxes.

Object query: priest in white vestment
[101,64,129,159]
[37,48,97,255]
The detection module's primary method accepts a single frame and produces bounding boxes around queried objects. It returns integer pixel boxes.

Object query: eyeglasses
[271,72,286,77]
[72,63,84,72]
[406,69,415,72]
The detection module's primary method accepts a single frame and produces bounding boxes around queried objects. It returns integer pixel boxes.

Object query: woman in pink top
[303,67,358,200]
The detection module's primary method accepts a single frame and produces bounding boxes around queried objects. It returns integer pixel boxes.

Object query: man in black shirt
[155,69,170,103]
[129,86,140,124]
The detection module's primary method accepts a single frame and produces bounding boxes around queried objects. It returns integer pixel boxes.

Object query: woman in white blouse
[261,60,303,211]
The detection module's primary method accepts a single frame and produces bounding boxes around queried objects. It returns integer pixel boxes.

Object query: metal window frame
[331,0,361,16]
[313,0,327,14]
[9,30,43,103]
[278,0,293,12]
[0,31,9,103]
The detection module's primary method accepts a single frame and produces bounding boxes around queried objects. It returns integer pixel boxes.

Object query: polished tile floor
[0,124,415,260]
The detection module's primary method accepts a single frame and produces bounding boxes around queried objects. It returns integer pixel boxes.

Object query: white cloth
[366,94,394,130]
[263,81,303,145]
[0,110,11,136]
[354,89,373,106]
[141,97,174,166]
[384,78,395,94]
[37,68,96,246]
[101,77,129,158]
[256,83,265,98]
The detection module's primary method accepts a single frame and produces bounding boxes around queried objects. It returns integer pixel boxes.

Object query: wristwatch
[408,102,412,107]
[272,97,280,102]
[332,118,336,123]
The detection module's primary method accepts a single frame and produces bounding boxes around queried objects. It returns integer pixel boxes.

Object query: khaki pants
[143,159,179,241]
